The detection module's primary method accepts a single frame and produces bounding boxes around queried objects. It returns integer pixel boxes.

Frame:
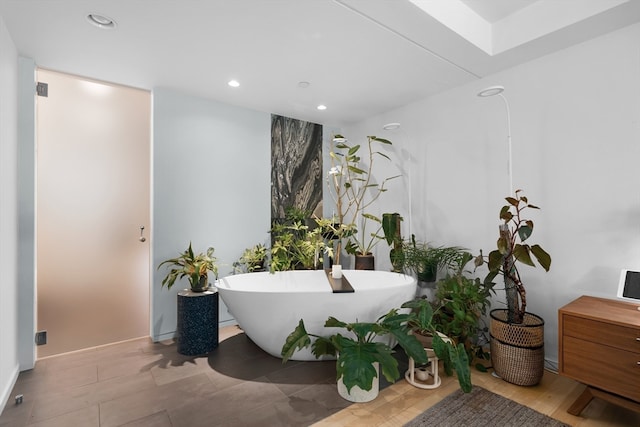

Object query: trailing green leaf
[281,320,311,363]
[324,316,348,329]
[311,336,338,359]
[450,343,472,392]
[475,363,488,372]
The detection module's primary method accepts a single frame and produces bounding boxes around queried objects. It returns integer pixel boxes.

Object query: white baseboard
[545,357,559,373]
[152,320,238,343]
[219,318,238,328]
[152,330,177,342]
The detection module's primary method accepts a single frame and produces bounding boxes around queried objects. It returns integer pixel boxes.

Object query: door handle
[139,226,146,242]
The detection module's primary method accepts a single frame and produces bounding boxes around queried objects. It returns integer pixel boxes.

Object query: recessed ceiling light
[317,105,327,110]
[228,80,240,88]
[87,13,116,29]
[477,85,505,97]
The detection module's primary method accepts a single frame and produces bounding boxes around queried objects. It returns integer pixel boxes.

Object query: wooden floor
[314,365,640,427]
[1,325,638,426]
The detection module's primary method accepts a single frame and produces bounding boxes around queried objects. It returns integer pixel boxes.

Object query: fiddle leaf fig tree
[481,190,551,323]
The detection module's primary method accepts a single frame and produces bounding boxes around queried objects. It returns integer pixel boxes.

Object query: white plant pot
[331,264,342,279]
[337,362,379,403]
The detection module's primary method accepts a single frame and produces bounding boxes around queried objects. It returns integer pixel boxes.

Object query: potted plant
[270,221,326,271]
[479,189,551,386]
[401,236,467,283]
[401,298,472,393]
[313,216,356,277]
[158,243,220,355]
[345,213,383,270]
[326,134,399,269]
[281,308,429,402]
[431,252,493,364]
[233,243,267,273]
[158,242,219,292]
[399,236,468,303]
[269,207,327,272]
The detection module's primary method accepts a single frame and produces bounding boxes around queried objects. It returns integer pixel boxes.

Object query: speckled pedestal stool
[177,288,219,355]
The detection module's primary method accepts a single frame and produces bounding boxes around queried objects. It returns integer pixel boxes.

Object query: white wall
[0,15,19,413]
[152,88,271,340]
[344,22,640,366]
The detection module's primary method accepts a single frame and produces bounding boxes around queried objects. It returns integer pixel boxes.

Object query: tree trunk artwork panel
[271,115,323,219]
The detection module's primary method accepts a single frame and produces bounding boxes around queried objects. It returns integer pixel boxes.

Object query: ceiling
[1,0,639,125]
[459,0,535,23]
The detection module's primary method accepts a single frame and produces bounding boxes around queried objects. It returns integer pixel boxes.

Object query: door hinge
[36,82,48,97]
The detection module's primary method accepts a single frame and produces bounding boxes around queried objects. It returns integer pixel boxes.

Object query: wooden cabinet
[558,295,640,415]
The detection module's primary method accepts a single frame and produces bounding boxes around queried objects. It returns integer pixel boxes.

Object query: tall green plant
[327,135,400,257]
[481,190,551,323]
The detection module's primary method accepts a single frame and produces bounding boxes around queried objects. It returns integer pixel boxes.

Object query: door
[36,69,150,357]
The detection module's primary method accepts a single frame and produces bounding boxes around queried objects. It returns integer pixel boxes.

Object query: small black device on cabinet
[617,269,640,302]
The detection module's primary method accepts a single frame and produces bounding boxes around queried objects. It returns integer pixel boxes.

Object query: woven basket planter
[490,309,545,386]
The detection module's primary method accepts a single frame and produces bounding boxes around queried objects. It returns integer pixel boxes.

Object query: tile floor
[0,326,403,427]
[2,325,638,427]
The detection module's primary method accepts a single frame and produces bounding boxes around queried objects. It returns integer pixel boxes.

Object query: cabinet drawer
[562,314,640,353]
[562,336,640,402]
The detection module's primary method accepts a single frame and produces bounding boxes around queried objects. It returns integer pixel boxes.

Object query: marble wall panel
[271,115,322,219]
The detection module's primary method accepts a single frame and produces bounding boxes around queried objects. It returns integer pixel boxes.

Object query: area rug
[404,386,570,427]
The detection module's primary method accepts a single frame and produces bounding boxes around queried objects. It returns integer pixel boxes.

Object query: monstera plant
[281,309,428,401]
[281,303,472,402]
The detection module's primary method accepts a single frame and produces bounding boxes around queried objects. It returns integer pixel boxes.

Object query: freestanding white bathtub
[216,270,417,360]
